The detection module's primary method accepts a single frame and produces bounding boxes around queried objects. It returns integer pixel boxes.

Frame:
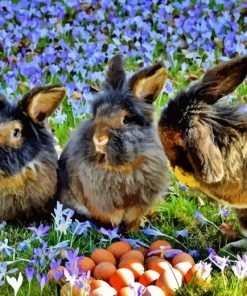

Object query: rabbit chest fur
[0,146,58,221]
[59,120,169,226]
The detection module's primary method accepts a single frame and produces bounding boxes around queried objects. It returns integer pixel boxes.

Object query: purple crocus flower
[36,273,50,294]
[28,224,51,243]
[25,267,35,283]
[188,249,200,258]
[194,211,207,224]
[100,226,120,241]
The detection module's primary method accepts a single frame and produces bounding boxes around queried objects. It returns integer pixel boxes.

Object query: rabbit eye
[122,116,130,125]
[13,128,21,138]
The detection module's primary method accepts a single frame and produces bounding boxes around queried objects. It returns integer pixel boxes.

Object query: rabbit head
[91,54,168,166]
[159,56,247,184]
[0,85,66,176]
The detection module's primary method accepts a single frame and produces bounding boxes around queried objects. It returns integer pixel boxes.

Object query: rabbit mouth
[95,144,107,154]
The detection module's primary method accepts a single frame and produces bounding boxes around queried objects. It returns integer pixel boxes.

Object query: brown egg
[93,262,117,281]
[109,268,135,291]
[139,270,160,286]
[135,247,149,257]
[89,286,117,296]
[149,240,172,256]
[171,253,195,266]
[145,256,161,266]
[173,262,193,277]
[90,279,110,291]
[118,283,145,296]
[143,285,165,296]
[156,268,183,295]
[148,260,172,275]
[91,249,116,266]
[118,260,144,280]
[48,266,67,283]
[185,263,212,286]
[119,258,142,268]
[60,283,84,296]
[120,250,145,264]
[107,242,132,259]
[78,257,96,273]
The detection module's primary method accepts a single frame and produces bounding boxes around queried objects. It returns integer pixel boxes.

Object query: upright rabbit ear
[198,56,247,104]
[186,121,224,183]
[129,63,168,103]
[104,54,126,89]
[19,85,66,123]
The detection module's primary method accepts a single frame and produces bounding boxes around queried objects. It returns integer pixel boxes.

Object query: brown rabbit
[0,85,66,221]
[58,54,169,232]
[158,56,247,247]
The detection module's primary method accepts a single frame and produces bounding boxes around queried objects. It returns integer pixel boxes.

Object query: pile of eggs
[56,240,210,296]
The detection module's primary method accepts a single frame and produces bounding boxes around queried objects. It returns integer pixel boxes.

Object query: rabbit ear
[129,63,168,103]
[197,56,247,104]
[19,85,66,123]
[104,54,126,89]
[186,121,224,183]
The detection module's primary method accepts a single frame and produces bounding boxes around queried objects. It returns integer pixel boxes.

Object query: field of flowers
[0,0,247,295]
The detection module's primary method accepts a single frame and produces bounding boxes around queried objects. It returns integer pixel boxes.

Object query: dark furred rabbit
[159,56,247,247]
[0,85,66,221]
[59,55,169,231]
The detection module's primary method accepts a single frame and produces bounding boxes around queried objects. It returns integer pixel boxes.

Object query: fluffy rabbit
[58,54,169,231]
[0,85,66,221]
[159,56,247,247]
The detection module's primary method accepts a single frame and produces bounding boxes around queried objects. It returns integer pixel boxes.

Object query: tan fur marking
[159,127,182,165]
[133,68,168,100]
[0,121,23,148]
[96,156,146,173]
[28,87,66,122]
[0,161,38,191]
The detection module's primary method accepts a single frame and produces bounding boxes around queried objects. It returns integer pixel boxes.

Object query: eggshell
[90,279,110,291]
[78,257,96,273]
[118,283,145,296]
[120,250,145,264]
[107,242,132,259]
[139,270,160,286]
[173,262,193,277]
[135,247,149,257]
[89,286,117,296]
[156,268,183,295]
[109,268,135,291]
[171,253,195,266]
[93,262,117,281]
[91,249,116,266]
[148,260,172,275]
[143,285,165,296]
[48,265,67,283]
[145,256,161,266]
[118,260,144,280]
[185,263,211,286]
[149,240,172,256]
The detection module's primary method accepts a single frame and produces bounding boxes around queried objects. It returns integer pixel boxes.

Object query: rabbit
[0,85,66,221]
[58,54,169,232]
[158,55,247,247]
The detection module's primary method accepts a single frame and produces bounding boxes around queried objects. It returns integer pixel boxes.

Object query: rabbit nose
[93,135,109,153]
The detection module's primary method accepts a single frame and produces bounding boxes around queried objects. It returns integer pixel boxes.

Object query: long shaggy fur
[58,56,169,230]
